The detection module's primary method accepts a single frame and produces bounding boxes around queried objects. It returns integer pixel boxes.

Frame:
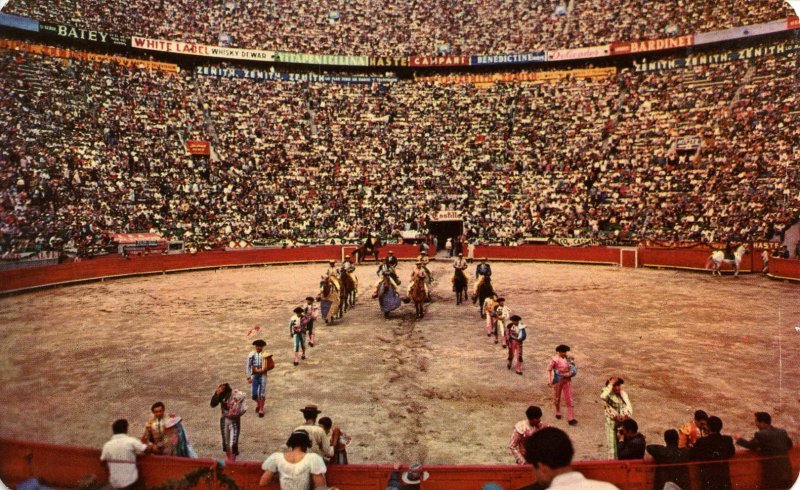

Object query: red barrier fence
[769,257,800,282]
[0,244,795,295]
[1,438,798,489]
[0,245,421,294]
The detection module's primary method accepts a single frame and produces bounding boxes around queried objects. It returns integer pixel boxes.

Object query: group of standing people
[258,404,349,490]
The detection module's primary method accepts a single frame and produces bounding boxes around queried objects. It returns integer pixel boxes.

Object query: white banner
[131,36,275,62]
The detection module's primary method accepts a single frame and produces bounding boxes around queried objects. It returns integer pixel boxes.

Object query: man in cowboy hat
[473,257,492,296]
[385,249,398,268]
[294,404,333,459]
[451,251,468,290]
[246,339,274,417]
[321,260,340,289]
[377,254,400,286]
[408,260,430,299]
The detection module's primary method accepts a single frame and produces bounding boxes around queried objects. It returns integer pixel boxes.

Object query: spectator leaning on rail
[101,419,152,490]
[733,411,794,489]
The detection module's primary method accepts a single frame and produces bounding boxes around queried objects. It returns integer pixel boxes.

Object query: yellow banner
[417,67,616,85]
[0,39,179,73]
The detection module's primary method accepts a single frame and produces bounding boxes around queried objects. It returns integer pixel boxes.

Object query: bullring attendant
[101,419,150,490]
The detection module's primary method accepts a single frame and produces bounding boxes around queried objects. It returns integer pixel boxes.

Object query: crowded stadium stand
[1,37,798,256]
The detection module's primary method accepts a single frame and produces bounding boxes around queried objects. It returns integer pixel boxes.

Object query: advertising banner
[535,67,616,81]
[674,135,702,151]
[633,39,800,72]
[417,67,615,85]
[429,210,462,222]
[274,51,369,66]
[0,12,39,32]
[369,56,410,67]
[0,39,179,72]
[546,45,610,61]
[186,141,211,155]
[196,66,397,84]
[613,34,694,55]
[789,16,800,30]
[409,55,470,67]
[694,20,788,45]
[470,52,546,65]
[40,22,128,46]
[132,36,275,62]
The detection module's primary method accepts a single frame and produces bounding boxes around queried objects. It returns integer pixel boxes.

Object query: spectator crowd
[3,0,793,56]
[1,39,799,257]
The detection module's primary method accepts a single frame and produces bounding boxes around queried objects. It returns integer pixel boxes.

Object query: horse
[338,269,355,317]
[409,274,427,319]
[706,244,748,276]
[354,237,381,265]
[474,277,495,319]
[375,274,401,318]
[453,268,468,305]
[319,276,342,323]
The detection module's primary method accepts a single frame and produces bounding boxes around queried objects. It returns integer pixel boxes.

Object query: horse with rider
[354,234,382,264]
[452,251,469,305]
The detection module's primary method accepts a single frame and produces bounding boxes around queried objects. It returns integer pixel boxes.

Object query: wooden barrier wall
[1,438,798,489]
[1,244,796,295]
[0,245,421,294]
[768,257,800,282]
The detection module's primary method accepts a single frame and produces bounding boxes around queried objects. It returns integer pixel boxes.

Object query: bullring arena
[1,249,800,483]
[3,0,800,487]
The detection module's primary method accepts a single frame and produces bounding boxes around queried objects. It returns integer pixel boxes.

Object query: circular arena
[2,0,800,487]
[1,258,798,466]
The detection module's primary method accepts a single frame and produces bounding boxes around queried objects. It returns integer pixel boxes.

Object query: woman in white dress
[259,430,336,490]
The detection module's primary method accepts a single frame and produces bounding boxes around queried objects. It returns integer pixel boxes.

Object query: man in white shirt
[523,427,618,489]
[100,419,151,489]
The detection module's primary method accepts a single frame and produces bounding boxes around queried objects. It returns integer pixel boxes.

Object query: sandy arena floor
[1,260,798,465]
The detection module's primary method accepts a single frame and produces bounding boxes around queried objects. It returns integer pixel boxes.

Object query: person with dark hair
[247,339,274,417]
[600,377,632,459]
[473,257,492,299]
[734,411,794,489]
[101,419,150,489]
[506,314,527,375]
[509,406,548,464]
[691,416,735,490]
[547,345,578,426]
[616,419,645,460]
[294,404,334,459]
[646,429,690,490]
[141,401,167,454]
[303,296,321,347]
[678,409,709,448]
[210,382,247,463]
[318,416,349,465]
[493,297,511,348]
[259,430,335,490]
[523,427,619,489]
[289,306,307,366]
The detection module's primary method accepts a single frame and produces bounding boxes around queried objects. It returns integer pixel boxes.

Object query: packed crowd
[1,41,799,256]
[3,0,793,55]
